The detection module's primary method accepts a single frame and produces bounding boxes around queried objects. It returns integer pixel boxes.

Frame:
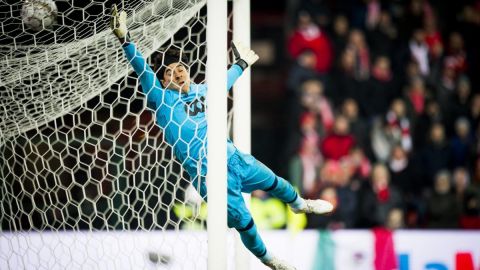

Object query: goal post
[206,0,228,269]
[232,0,253,269]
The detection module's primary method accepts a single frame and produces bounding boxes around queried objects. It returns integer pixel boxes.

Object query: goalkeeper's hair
[152,48,189,77]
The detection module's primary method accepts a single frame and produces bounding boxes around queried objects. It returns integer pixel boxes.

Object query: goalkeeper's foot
[290,199,333,215]
[263,257,297,270]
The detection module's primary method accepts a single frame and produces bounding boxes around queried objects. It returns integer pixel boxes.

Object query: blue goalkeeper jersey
[123,42,243,177]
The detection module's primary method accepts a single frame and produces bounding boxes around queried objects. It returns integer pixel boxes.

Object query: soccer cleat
[290,199,334,215]
[263,257,297,270]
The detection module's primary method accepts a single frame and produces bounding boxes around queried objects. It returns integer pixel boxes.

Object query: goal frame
[207,0,252,269]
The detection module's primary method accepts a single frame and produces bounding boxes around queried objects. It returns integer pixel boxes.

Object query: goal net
[0,0,236,268]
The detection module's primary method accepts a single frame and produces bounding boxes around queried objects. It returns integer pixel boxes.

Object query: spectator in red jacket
[424,14,443,59]
[445,32,468,75]
[321,115,356,161]
[287,11,333,74]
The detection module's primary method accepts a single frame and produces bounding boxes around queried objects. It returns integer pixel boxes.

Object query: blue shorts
[189,148,296,230]
[226,150,278,229]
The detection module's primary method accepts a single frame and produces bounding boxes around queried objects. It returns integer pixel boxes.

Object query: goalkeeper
[111,6,332,270]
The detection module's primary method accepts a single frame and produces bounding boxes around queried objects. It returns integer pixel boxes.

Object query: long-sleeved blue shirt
[123,42,243,177]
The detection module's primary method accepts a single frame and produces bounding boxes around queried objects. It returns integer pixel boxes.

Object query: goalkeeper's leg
[232,150,333,215]
[227,180,296,270]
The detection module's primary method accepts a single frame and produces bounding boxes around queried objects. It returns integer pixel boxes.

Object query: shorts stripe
[237,218,254,232]
[263,177,278,192]
[285,193,298,204]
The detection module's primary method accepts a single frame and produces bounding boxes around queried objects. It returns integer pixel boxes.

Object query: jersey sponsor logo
[184,96,206,116]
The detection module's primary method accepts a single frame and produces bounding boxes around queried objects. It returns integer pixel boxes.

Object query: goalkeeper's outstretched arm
[226,41,259,90]
[110,5,162,103]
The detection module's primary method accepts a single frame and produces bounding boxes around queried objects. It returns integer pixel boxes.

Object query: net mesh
[0,0,235,268]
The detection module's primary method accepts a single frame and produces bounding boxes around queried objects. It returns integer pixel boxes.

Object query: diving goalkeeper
[111,6,333,270]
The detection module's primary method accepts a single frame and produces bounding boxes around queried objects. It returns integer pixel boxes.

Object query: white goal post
[206,0,228,269]
[232,0,253,269]
[207,0,253,268]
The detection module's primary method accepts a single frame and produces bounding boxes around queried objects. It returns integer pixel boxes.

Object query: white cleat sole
[291,199,334,215]
[264,258,297,270]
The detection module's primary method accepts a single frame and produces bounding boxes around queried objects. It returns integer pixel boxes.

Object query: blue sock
[238,220,268,259]
[267,177,301,205]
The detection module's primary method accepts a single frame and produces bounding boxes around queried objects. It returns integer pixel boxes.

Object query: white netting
[0,0,206,144]
[0,0,236,269]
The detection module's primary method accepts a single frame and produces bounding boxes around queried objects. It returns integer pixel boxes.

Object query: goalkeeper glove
[110,4,130,45]
[232,41,259,71]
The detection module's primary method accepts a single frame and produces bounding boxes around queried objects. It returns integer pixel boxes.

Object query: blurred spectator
[330,49,364,106]
[335,183,359,229]
[386,208,405,230]
[357,163,403,228]
[346,30,370,81]
[402,60,422,89]
[287,49,322,94]
[341,98,370,152]
[421,123,451,187]
[426,40,445,90]
[293,0,331,28]
[423,14,443,58]
[365,0,381,31]
[455,166,480,228]
[435,58,458,108]
[445,32,468,76]
[424,13,445,85]
[405,76,427,117]
[320,159,350,186]
[446,76,472,132]
[329,15,350,60]
[469,94,480,129]
[300,79,335,135]
[288,112,323,198]
[426,170,460,228]
[365,56,398,118]
[313,159,360,229]
[287,11,333,74]
[371,99,412,162]
[450,118,474,168]
[457,3,480,89]
[413,99,443,148]
[321,115,356,161]
[399,0,433,40]
[371,119,393,163]
[388,145,423,227]
[367,10,398,58]
[344,146,372,181]
[409,29,430,76]
[388,145,419,198]
[306,186,343,229]
[284,79,334,166]
[453,167,471,213]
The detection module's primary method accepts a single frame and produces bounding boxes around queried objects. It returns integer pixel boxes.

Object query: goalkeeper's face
[162,63,191,93]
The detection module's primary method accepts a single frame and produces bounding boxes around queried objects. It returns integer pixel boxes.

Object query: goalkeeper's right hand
[110,4,130,44]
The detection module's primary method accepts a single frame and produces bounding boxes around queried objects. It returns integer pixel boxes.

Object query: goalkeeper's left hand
[232,41,259,71]
[110,4,130,45]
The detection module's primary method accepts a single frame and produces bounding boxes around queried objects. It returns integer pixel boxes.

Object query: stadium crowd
[275,0,480,230]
